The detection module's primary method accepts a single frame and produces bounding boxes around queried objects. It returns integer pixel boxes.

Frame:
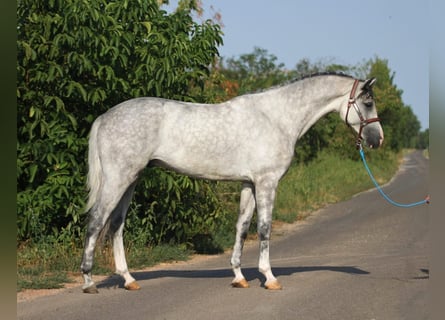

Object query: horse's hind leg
[81,179,136,293]
[231,183,256,288]
[109,182,140,290]
[81,205,113,293]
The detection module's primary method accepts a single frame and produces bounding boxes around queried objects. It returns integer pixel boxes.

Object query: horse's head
[344,78,384,149]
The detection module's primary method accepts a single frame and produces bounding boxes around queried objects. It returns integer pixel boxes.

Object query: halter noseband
[345,79,381,149]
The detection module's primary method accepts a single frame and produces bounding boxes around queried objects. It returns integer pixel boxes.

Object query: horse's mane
[253,71,360,95]
[294,71,356,82]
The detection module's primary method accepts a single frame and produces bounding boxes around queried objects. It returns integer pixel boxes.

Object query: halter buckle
[356,137,363,150]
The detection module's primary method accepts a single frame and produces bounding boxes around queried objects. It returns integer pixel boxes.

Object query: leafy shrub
[17,0,223,244]
[125,168,226,247]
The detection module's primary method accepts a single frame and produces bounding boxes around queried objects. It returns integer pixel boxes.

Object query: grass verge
[274,149,401,222]
[17,241,191,291]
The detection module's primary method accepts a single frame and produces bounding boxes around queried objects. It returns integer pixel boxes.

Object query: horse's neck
[259,77,352,144]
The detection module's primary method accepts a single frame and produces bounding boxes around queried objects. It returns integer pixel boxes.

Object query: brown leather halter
[345,79,381,148]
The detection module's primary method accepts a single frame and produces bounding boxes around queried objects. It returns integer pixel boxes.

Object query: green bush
[17,0,223,244]
[125,168,227,246]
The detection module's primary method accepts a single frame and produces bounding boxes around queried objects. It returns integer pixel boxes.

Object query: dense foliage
[17,0,223,243]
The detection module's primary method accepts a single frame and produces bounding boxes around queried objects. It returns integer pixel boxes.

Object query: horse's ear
[361,78,377,91]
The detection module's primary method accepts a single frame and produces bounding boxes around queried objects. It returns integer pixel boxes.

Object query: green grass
[274,149,400,222]
[17,240,77,291]
[17,149,401,292]
[18,268,71,291]
[17,240,191,291]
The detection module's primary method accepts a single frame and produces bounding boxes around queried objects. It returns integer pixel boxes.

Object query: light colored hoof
[231,279,249,288]
[82,284,99,294]
[265,280,282,290]
[125,281,141,291]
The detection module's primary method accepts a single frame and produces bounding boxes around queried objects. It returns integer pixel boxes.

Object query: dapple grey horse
[81,73,383,293]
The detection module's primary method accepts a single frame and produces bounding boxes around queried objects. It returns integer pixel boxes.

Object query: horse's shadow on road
[97,265,369,289]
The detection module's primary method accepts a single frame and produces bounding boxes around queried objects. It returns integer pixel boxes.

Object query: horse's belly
[151,149,250,181]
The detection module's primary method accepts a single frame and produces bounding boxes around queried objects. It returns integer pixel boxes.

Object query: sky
[166,0,429,130]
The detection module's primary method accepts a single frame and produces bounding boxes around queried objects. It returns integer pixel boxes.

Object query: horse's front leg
[231,182,256,288]
[255,177,282,290]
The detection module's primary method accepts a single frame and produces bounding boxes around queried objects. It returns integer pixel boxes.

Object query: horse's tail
[85,118,102,214]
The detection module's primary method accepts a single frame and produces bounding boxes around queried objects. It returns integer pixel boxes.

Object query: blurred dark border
[429,1,445,319]
[0,0,17,318]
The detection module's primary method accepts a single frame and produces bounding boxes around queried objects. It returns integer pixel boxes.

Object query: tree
[221,47,293,94]
[17,0,223,243]
[416,128,429,149]
[400,106,421,148]
[367,57,421,151]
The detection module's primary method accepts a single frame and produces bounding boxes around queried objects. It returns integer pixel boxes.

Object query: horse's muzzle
[364,125,384,149]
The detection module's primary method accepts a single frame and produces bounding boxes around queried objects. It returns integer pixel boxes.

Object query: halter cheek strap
[345,79,381,148]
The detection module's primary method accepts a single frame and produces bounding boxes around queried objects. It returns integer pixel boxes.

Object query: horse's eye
[362,93,374,107]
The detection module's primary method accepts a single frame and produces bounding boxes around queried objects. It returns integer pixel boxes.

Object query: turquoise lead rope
[359,145,430,208]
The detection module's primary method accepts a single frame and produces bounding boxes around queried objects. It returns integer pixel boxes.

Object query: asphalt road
[17,150,429,320]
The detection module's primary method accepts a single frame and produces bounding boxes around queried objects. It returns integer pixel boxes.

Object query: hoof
[231,279,249,288]
[82,285,99,294]
[125,281,141,291]
[265,280,282,290]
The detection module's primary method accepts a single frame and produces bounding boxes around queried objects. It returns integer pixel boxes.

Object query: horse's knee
[258,221,271,241]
